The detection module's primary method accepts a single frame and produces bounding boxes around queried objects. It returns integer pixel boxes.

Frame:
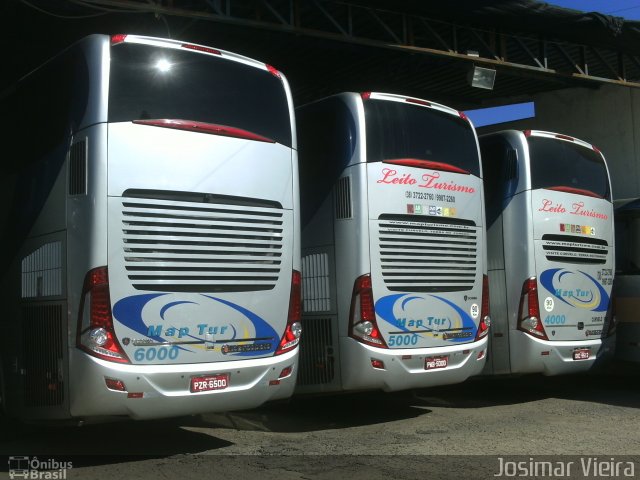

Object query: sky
[464,1,640,127]
[545,0,640,19]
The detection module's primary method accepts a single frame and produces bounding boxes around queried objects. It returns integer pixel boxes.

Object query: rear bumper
[509,331,613,375]
[339,335,488,392]
[68,348,298,420]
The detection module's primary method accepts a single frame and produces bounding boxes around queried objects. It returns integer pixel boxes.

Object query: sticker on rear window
[544,297,554,312]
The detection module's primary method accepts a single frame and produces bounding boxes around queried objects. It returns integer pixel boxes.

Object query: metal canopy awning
[4,0,640,109]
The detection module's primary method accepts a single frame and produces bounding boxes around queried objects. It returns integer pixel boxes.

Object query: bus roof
[111,34,283,78]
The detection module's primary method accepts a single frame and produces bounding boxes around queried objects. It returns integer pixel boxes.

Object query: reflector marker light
[111,34,128,45]
[371,359,385,369]
[105,378,126,392]
[266,64,281,78]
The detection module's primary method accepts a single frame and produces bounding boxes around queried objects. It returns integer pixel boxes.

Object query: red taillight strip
[406,98,431,107]
[361,92,372,100]
[545,186,603,199]
[555,134,575,142]
[383,158,470,175]
[133,119,276,143]
[181,43,221,55]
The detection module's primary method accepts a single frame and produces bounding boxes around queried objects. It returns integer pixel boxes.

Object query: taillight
[77,267,130,363]
[275,271,302,355]
[360,92,372,100]
[475,274,491,341]
[517,277,548,340]
[349,275,388,348]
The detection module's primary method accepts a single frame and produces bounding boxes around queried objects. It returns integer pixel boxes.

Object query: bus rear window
[108,43,292,147]
[528,137,610,200]
[364,100,480,176]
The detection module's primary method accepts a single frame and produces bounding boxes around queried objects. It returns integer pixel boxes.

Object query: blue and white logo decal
[539,268,609,312]
[375,293,477,343]
[112,293,278,356]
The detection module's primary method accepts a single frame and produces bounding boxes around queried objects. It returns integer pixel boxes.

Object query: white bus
[295,92,490,394]
[479,130,616,376]
[612,197,640,363]
[0,34,301,422]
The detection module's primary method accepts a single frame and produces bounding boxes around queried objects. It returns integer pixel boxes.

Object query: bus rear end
[512,130,616,375]
[69,35,300,420]
[341,92,489,391]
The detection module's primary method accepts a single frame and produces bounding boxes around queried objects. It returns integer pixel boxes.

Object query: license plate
[573,349,590,361]
[190,373,229,393]
[425,356,448,370]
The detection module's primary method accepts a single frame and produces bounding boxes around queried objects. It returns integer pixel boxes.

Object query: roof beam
[76,0,640,88]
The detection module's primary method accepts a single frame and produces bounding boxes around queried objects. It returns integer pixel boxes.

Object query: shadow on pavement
[0,415,233,467]
[412,359,640,409]
[195,389,432,433]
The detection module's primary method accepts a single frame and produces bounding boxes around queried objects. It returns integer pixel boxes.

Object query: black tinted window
[528,136,610,200]
[364,100,480,176]
[480,136,518,227]
[615,200,640,274]
[296,97,356,225]
[108,43,292,146]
